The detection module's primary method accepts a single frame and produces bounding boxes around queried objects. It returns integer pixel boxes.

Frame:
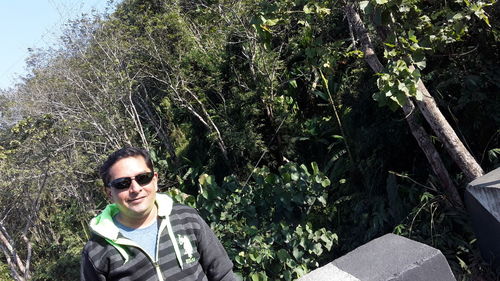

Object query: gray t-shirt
[113,216,159,259]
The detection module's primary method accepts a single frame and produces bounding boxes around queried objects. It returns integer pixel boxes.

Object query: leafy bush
[168,162,337,280]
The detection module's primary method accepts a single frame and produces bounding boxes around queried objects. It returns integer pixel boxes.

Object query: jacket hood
[88,193,177,267]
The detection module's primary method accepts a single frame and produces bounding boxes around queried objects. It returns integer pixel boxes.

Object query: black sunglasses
[108,172,155,190]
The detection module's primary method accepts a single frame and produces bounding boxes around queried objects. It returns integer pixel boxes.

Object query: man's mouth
[128,196,145,203]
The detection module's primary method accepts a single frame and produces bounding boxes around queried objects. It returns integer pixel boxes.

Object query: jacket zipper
[114,236,164,281]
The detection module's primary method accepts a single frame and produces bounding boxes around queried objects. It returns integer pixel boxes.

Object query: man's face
[107,156,158,227]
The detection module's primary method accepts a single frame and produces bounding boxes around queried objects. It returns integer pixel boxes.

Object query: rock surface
[465,167,500,270]
[298,233,456,281]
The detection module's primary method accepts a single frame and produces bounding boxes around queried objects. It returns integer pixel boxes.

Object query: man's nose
[129,179,143,192]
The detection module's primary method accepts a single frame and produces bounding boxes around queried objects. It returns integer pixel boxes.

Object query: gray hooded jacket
[80,194,236,281]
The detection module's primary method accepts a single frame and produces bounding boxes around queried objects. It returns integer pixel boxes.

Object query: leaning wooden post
[344,2,463,207]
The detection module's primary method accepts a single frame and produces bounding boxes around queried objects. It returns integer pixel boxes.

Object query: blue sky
[0,0,116,90]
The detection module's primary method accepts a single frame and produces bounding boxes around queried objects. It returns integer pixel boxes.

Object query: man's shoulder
[83,233,110,250]
[169,203,206,226]
[170,203,202,219]
[171,202,199,214]
[82,233,117,261]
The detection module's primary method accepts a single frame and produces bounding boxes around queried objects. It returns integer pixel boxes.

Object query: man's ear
[154,172,159,192]
[105,187,113,201]
[99,179,112,201]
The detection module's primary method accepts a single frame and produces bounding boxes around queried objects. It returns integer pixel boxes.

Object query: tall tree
[344,1,463,205]
[350,0,488,182]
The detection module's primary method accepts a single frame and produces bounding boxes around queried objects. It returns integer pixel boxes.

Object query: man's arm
[196,213,238,281]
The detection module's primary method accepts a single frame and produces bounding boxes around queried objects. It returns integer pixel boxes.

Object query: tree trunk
[0,223,28,281]
[134,88,179,166]
[345,2,463,206]
[412,74,484,181]
[401,102,463,206]
[344,2,484,182]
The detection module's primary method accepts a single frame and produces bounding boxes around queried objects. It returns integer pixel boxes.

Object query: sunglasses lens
[109,177,132,189]
[108,172,154,189]
[135,172,154,185]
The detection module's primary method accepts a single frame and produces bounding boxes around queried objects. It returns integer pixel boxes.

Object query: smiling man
[81,147,237,281]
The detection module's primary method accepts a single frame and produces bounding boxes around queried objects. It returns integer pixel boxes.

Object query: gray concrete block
[298,234,456,281]
[465,167,500,270]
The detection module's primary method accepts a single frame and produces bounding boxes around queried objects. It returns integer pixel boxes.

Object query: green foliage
[0,262,11,280]
[0,0,498,279]
[374,59,422,110]
[0,113,104,281]
[31,204,87,280]
[362,0,498,109]
[172,162,337,280]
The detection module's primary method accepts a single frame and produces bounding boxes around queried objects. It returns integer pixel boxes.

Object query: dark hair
[100,147,154,187]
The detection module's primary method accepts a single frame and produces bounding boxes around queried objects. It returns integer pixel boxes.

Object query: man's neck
[116,205,158,229]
